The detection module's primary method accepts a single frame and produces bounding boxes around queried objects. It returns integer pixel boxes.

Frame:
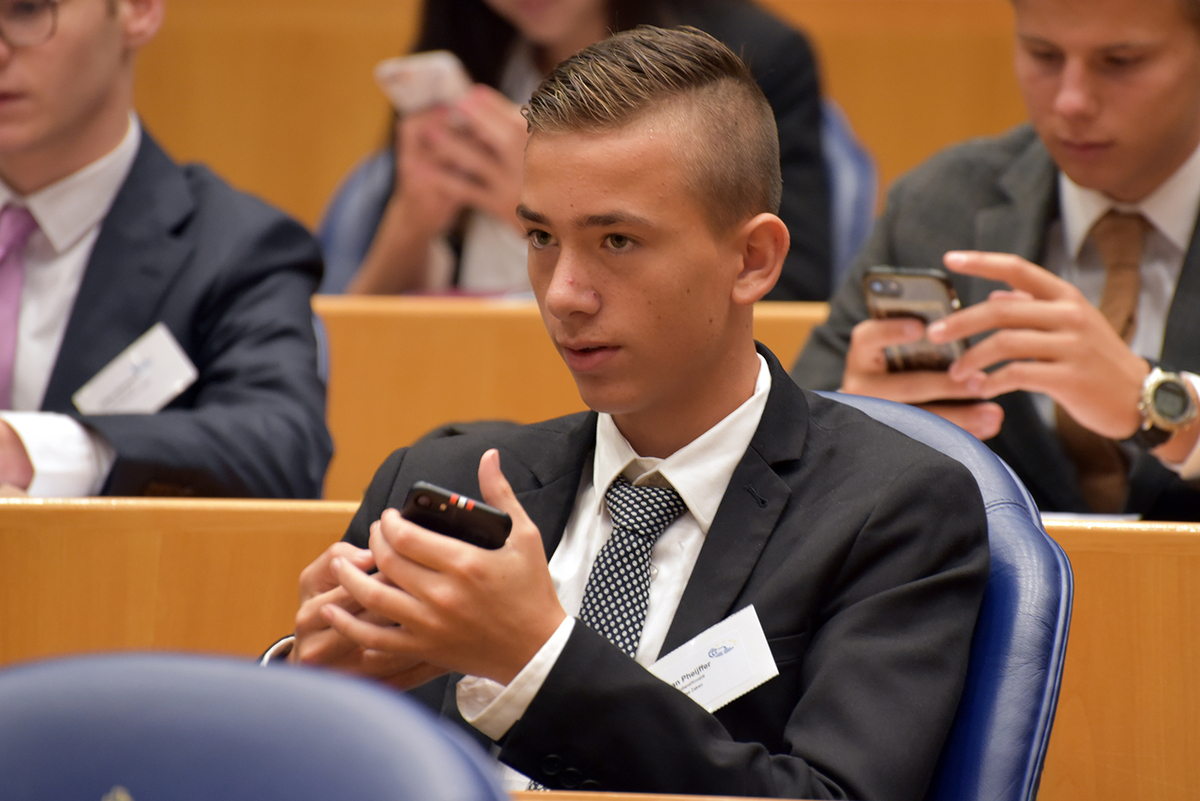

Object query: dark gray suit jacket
[793,124,1200,520]
[39,132,332,498]
[343,347,989,800]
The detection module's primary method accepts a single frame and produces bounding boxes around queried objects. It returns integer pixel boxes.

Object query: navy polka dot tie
[578,476,687,657]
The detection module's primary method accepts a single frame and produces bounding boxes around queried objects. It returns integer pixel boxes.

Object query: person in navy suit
[0,0,331,497]
[277,27,988,800]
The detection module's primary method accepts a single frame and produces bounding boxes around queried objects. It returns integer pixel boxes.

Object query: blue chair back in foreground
[817,392,1072,801]
[0,652,507,801]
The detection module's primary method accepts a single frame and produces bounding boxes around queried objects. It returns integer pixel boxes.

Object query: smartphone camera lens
[870,279,902,297]
[416,494,432,509]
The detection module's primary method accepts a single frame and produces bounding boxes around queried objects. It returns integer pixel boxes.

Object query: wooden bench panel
[0,498,356,666]
[314,296,827,500]
[1040,520,1200,801]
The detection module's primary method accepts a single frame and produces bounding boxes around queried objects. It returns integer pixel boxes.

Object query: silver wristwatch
[1125,365,1198,450]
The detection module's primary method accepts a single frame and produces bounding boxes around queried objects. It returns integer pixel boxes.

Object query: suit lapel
[41,134,196,412]
[1162,209,1200,371]
[967,130,1059,303]
[661,348,804,654]
[509,413,599,558]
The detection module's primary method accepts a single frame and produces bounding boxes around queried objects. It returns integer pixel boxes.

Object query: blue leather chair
[0,653,507,801]
[819,392,1072,801]
[820,99,877,291]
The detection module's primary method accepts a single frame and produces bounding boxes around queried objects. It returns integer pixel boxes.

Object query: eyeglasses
[0,0,58,49]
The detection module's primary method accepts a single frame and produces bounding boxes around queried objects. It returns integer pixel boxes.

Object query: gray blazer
[792,124,1200,519]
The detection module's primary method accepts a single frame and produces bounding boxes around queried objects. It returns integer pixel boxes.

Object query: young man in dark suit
[793,0,1200,520]
[281,27,988,800]
[0,0,331,497]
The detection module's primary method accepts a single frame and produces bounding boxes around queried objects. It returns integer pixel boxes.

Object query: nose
[1053,58,1098,120]
[541,247,600,321]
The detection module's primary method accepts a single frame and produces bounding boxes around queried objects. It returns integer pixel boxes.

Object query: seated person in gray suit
[0,0,331,497]
[793,0,1200,520]
[271,27,989,800]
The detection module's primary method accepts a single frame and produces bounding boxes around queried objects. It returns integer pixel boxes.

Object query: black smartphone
[399,481,512,549]
[863,266,967,371]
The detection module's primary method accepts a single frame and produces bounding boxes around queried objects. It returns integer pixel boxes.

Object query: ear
[118,0,164,49]
[730,213,789,306]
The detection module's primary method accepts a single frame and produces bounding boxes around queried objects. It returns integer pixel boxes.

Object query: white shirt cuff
[456,616,576,740]
[0,412,116,496]
[1161,373,1200,481]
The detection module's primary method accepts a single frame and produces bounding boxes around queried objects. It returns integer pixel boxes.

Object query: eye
[1102,53,1145,71]
[526,229,554,249]
[604,233,634,252]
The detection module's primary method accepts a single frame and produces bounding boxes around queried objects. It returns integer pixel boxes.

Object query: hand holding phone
[400,480,512,550]
[375,51,472,115]
[863,266,967,371]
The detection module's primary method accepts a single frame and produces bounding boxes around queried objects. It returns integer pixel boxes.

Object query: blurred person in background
[321,0,831,301]
[0,0,332,497]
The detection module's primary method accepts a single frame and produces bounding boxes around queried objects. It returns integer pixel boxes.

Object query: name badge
[72,322,198,415]
[649,605,779,712]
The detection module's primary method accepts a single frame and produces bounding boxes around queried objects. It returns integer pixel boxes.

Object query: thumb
[477,448,535,532]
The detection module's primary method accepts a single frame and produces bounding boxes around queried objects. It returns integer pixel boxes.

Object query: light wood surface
[0,498,356,667]
[312,297,828,500]
[135,0,1025,227]
[1039,519,1200,801]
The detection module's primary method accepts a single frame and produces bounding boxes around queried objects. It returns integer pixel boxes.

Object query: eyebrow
[515,205,653,230]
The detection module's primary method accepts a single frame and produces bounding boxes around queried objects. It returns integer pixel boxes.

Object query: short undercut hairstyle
[524,26,783,234]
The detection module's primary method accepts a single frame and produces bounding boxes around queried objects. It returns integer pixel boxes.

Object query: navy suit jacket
[343,347,989,800]
[793,124,1200,520]
[39,132,332,498]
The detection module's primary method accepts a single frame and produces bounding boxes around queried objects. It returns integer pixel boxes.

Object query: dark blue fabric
[0,653,507,801]
[818,392,1072,801]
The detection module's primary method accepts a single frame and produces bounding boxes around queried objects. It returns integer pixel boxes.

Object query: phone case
[863,266,966,371]
[400,481,511,550]
[374,51,472,115]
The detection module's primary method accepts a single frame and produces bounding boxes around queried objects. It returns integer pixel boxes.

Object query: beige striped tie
[1056,210,1149,513]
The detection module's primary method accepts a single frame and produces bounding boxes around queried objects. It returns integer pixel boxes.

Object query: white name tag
[72,322,198,415]
[649,605,779,713]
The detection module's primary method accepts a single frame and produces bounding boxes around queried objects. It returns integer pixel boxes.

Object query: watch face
[1154,381,1191,422]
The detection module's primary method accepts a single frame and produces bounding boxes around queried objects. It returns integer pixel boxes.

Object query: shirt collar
[1059,136,1200,258]
[0,115,141,255]
[589,353,772,534]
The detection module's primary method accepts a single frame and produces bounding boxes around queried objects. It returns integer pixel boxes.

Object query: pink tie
[0,204,39,410]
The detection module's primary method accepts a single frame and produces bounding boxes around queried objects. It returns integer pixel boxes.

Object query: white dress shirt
[0,117,140,495]
[1038,138,1200,479]
[457,354,772,790]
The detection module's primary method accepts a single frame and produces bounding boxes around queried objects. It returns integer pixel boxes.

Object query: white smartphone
[374,50,472,115]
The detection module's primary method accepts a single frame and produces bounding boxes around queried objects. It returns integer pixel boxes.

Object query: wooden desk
[313,296,827,500]
[0,498,356,667]
[1040,520,1200,801]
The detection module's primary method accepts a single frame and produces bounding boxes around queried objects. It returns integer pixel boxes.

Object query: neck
[613,340,762,459]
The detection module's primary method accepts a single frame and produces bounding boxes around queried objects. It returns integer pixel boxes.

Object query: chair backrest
[821,99,877,291]
[817,392,1072,801]
[0,653,508,801]
[316,150,394,294]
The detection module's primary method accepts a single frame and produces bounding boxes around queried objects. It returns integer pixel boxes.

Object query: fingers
[918,401,1005,441]
[843,318,983,404]
[298,541,375,605]
[943,251,1082,302]
[928,297,1085,345]
[452,85,528,156]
